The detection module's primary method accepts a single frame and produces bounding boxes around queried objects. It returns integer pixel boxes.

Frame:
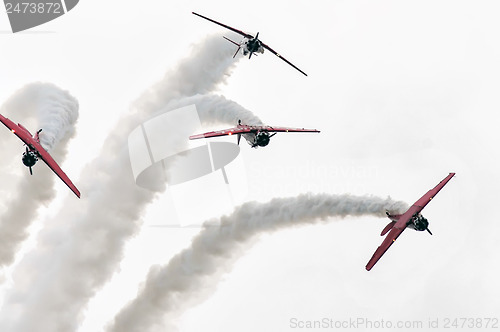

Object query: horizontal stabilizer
[223,36,240,47]
[381,221,396,236]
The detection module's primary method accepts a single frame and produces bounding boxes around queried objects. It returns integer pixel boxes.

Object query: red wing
[0,114,36,148]
[413,173,455,210]
[365,225,407,271]
[260,126,320,133]
[394,173,455,228]
[35,146,81,198]
[189,126,253,140]
[261,42,308,76]
[192,12,253,39]
[189,125,320,140]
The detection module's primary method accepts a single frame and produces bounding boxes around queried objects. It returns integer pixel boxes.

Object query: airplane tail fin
[34,128,42,143]
[386,210,403,222]
[381,210,402,235]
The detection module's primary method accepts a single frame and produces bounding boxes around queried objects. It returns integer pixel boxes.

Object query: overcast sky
[0,1,499,331]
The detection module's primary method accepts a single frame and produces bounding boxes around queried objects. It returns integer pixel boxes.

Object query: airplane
[0,114,81,198]
[192,11,308,76]
[366,173,455,271]
[189,120,320,148]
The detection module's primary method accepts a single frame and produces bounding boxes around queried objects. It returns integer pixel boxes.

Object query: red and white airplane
[192,12,308,76]
[189,120,320,148]
[366,173,455,271]
[0,114,81,198]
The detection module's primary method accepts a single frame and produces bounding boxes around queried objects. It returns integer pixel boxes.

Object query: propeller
[25,147,33,175]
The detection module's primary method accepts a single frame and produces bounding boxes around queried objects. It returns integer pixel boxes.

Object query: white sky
[1,1,499,331]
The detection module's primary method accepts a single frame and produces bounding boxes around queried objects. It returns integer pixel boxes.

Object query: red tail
[34,129,42,143]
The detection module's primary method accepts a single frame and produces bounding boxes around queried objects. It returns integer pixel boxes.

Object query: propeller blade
[29,166,33,175]
[255,32,259,40]
[26,146,29,153]
[426,228,433,235]
[237,133,241,145]
[269,133,277,138]
[249,51,253,59]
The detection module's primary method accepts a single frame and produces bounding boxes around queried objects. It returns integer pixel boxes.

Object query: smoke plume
[0,34,256,332]
[0,82,79,267]
[109,194,407,332]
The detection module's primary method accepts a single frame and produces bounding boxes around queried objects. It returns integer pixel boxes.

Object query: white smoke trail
[133,32,242,117]
[164,93,263,126]
[108,194,408,332]
[0,34,255,332]
[0,82,79,267]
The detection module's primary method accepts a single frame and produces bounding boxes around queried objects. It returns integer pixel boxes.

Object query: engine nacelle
[409,214,429,232]
[22,150,38,167]
[255,131,270,147]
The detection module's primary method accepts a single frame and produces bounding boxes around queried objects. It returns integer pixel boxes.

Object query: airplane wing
[365,173,455,271]
[259,125,320,133]
[0,114,81,198]
[35,145,81,198]
[192,12,254,39]
[406,172,456,218]
[0,114,37,148]
[189,126,253,140]
[365,224,407,271]
[189,125,320,140]
[261,42,308,76]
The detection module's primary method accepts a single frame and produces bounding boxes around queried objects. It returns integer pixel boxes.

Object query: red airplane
[192,12,308,76]
[0,114,81,198]
[189,120,320,148]
[366,173,455,271]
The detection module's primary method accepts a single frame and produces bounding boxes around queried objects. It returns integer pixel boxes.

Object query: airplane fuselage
[242,130,271,148]
[22,149,38,167]
[386,211,431,234]
[406,213,430,232]
[242,37,265,57]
